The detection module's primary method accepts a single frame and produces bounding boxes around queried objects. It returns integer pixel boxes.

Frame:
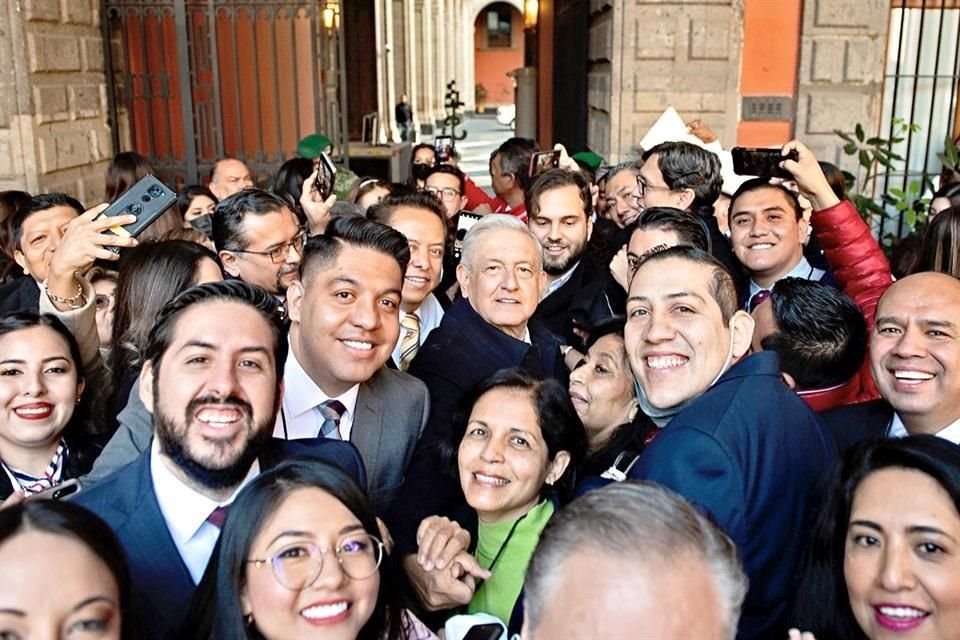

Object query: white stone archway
[459,0,523,112]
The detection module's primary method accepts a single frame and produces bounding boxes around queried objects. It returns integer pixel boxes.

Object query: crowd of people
[0,119,959,640]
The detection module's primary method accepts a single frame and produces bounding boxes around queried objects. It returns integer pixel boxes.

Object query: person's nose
[350,297,381,331]
[891,324,928,360]
[205,358,241,398]
[480,436,505,463]
[879,540,917,593]
[21,368,47,398]
[306,550,348,591]
[642,309,676,344]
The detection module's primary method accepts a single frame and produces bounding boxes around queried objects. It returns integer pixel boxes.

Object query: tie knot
[401,312,421,331]
[207,505,230,529]
[319,399,346,421]
[748,289,771,313]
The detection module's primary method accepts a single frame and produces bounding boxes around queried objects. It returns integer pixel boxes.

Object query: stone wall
[598,0,744,163]
[0,0,112,201]
[795,0,888,172]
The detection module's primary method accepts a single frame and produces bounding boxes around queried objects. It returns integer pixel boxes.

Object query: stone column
[0,0,112,201]
[796,0,887,169]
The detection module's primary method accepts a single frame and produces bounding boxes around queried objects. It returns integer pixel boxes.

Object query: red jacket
[799,200,892,412]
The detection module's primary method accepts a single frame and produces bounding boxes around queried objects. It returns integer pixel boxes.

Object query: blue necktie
[318,399,347,440]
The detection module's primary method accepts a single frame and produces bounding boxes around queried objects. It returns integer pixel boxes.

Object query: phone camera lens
[141,195,152,202]
[147,185,164,198]
[128,203,143,215]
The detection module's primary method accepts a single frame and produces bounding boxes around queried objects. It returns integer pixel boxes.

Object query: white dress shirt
[273,346,360,441]
[748,256,825,300]
[887,413,960,445]
[390,293,445,366]
[150,440,259,584]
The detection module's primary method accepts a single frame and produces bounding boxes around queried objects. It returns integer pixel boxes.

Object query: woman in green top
[455,368,587,627]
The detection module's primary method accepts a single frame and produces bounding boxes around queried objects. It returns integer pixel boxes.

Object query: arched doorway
[471,2,524,113]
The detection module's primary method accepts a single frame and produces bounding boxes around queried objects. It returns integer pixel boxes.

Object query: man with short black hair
[526,168,612,349]
[74,280,365,640]
[626,206,710,279]
[488,137,539,222]
[281,216,430,510]
[213,189,304,298]
[208,157,253,199]
[2,194,134,314]
[624,245,836,639]
[637,141,739,277]
[523,482,748,640]
[368,193,448,369]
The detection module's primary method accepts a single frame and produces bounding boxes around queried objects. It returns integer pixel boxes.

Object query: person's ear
[13,250,29,276]
[781,371,797,389]
[676,188,696,211]
[459,194,468,212]
[139,361,156,415]
[545,451,571,485]
[286,279,304,324]
[219,250,241,278]
[730,310,756,360]
[75,376,86,402]
[796,216,810,244]
[456,263,471,297]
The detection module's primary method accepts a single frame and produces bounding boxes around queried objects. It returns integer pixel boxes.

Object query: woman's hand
[401,551,490,612]
[787,628,817,640]
[416,515,470,571]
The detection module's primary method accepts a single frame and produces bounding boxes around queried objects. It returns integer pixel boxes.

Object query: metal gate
[102,0,344,188]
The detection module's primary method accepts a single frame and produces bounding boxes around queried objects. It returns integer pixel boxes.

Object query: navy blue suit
[819,398,892,454]
[73,438,366,640]
[629,352,836,640]
[388,297,567,555]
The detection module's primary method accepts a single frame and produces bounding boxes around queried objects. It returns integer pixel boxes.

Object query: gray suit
[85,369,428,513]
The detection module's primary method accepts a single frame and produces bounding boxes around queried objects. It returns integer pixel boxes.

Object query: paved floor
[450,114,514,190]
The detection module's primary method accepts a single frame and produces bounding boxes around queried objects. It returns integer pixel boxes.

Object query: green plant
[834,118,930,236]
[937,133,960,185]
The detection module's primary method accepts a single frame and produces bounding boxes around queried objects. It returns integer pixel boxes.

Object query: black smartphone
[315,152,337,200]
[731,147,798,180]
[453,211,482,262]
[29,478,82,501]
[528,149,560,178]
[99,175,176,248]
[462,622,503,640]
[435,136,454,163]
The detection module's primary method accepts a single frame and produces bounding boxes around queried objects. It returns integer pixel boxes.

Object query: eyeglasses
[634,175,676,199]
[423,186,461,202]
[247,533,383,590]
[231,230,307,264]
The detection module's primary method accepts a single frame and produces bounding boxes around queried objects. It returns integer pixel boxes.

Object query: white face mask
[636,318,737,427]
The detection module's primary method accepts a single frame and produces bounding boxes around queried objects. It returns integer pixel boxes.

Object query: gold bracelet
[43,278,86,309]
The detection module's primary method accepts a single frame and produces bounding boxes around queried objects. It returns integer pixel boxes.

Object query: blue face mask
[189,214,213,238]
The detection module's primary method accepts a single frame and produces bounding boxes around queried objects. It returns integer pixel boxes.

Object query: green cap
[297,134,333,159]
[572,150,604,171]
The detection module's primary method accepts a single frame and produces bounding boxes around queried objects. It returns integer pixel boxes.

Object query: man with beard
[527,169,614,354]
[212,189,304,305]
[73,281,365,640]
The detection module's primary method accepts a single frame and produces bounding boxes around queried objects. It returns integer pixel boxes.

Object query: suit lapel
[350,376,384,480]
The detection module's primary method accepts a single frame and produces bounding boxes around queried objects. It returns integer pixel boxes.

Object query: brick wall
[0,0,112,202]
[796,0,888,172]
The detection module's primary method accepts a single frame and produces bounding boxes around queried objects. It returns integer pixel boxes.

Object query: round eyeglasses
[247,533,384,590]
[423,186,461,202]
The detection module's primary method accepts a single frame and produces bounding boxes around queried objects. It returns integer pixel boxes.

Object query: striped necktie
[399,312,421,371]
[318,399,347,440]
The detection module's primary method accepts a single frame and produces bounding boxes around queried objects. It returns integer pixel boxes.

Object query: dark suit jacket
[629,352,837,640]
[72,438,366,640]
[346,367,429,512]
[388,297,567,554]
[531,256,614,349]
[0,276,39,314]
[819,398,893,454]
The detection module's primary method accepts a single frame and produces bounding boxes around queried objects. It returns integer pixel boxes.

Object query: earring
[246,613,254,626]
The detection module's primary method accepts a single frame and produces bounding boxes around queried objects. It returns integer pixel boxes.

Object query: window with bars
[877,0,960,238]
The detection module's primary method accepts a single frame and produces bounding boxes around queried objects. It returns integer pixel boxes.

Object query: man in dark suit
[821,272,960,451]
[623,246,836,640]
[392,214,567,611]
[279,217,429,512]
[74,281,366,640]
[526,169,613,351]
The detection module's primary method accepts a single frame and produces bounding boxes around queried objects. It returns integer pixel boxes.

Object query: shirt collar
[889,413,960,445]
[150,439,259,546]
[749,256,815,298]
[283,343,360,420]
[544,261,580,298]
[400,293,442,326]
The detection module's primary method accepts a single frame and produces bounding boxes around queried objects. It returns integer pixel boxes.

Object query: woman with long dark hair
[0,499,135,638]
[792,436,960,639]
[0,312,99,500]
[191,458,432,640]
